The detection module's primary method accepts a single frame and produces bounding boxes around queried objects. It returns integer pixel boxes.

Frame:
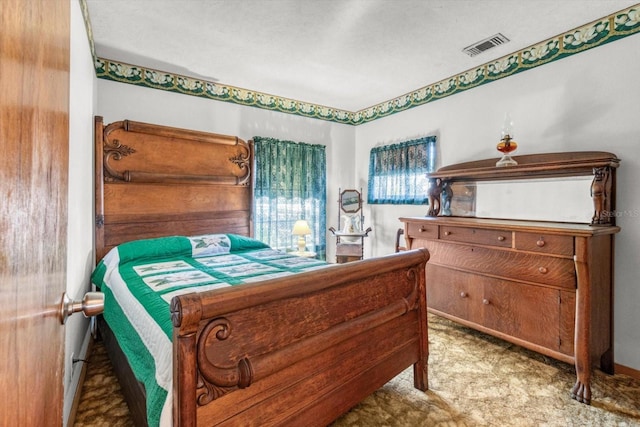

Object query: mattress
[91,233,326,427]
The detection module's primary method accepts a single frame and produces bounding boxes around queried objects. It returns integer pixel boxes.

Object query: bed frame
[94,116,430,426]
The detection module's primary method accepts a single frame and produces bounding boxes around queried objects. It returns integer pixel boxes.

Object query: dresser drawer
[440,225,511,248]
[427,241,576,289]
[514,232,574,256]
[336,243,361,257]
[406,222,438,239]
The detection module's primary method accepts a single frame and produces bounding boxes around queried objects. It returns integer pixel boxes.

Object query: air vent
[462,33,510,57]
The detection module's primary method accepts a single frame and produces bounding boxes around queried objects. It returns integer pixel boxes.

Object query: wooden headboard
[94,116,254,261]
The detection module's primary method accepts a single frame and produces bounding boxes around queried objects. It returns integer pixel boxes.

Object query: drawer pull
[482,298,490,305]
[444,231,451,236]
[497,236,506,241]
[538,266,548,274]
[419,227,424,232]
[460,292,468,298]
[536,238,545,247]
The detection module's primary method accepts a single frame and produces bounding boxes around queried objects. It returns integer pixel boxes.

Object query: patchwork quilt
[91,234,326,427]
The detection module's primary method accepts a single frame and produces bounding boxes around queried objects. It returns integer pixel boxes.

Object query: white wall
[64,0,97,424]
[97,81,356,262]
[355,34,640,372]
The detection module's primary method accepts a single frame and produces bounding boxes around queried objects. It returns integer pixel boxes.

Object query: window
[254,136,327,259]
[367,136,436,204]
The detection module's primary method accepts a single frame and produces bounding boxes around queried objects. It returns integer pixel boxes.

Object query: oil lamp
[496,113,518,167]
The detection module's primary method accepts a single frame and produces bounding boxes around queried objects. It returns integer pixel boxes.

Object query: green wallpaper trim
[355,6,640,124]
[86,3,640,126]
[94,59,354,124]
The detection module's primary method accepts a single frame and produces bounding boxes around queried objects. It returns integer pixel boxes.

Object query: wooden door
[426,265,481,323]
[0,0,70,425]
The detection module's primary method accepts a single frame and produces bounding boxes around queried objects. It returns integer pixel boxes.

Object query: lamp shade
[292,220,312,236]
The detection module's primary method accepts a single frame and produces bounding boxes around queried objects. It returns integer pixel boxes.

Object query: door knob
[59,291,104,324]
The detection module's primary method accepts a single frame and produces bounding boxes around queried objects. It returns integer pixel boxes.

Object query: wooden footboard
[171,249,429,426]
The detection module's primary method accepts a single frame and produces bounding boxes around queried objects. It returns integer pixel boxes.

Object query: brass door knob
[59,292,105,324]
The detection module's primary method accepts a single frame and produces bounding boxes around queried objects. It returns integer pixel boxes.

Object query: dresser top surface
[400,216,620,236]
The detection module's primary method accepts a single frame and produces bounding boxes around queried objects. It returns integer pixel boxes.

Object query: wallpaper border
[83,2,640,126]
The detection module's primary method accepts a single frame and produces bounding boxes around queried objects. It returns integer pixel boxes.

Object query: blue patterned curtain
[254,137,327,259]
[367,136,437,204]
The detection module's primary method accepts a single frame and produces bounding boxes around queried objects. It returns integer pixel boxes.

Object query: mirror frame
[425,151,619,226]
[340,189,361,213]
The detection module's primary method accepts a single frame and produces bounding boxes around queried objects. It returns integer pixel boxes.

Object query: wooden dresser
[401,151,620,404]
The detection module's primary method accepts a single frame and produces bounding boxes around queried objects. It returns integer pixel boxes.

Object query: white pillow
[188,234,231,257]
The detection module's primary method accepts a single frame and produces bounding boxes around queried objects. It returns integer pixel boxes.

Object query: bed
[92,116,431,426]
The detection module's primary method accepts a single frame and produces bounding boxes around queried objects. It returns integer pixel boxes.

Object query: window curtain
[367,136,437,204]
[254,136,327,259]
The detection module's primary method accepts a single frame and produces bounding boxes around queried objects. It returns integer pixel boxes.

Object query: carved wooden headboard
[94,116,254,261]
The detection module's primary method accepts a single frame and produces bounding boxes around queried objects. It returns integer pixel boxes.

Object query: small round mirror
[340,189,361,213]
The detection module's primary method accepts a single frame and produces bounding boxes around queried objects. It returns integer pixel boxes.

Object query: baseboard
[615,363,640,381]
[64,324,94,427]
[68,338,94,426]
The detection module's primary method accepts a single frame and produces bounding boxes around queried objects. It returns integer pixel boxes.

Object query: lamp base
[496,154,518,167]
[496,136,518,167]
[297,236,307,252]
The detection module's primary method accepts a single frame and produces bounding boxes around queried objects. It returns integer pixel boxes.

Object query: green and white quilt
[91,234,326,427]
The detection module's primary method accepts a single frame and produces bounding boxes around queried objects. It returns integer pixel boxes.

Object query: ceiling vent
[462,33,510,57]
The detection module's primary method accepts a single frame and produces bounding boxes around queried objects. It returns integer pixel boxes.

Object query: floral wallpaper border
[83,2,640,126]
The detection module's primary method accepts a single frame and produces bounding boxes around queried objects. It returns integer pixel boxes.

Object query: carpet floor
[74,314,640,426]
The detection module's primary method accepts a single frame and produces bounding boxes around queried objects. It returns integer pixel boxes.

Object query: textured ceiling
[86,0,639,112]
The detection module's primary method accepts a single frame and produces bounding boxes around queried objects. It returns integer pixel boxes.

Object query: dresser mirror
[427,151,619,226]
[446,176,594,223]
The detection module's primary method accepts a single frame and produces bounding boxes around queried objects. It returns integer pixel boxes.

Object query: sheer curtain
[367,136,437,204]
[254,137,327,259]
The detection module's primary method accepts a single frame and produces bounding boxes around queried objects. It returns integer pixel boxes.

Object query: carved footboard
[171,249,429,427]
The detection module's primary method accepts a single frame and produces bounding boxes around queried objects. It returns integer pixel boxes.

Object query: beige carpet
[75,314,640,426]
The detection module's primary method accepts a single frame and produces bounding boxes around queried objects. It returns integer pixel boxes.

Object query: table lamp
[292,220,312,252]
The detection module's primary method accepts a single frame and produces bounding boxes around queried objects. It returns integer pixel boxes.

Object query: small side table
[328,228,372,263]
